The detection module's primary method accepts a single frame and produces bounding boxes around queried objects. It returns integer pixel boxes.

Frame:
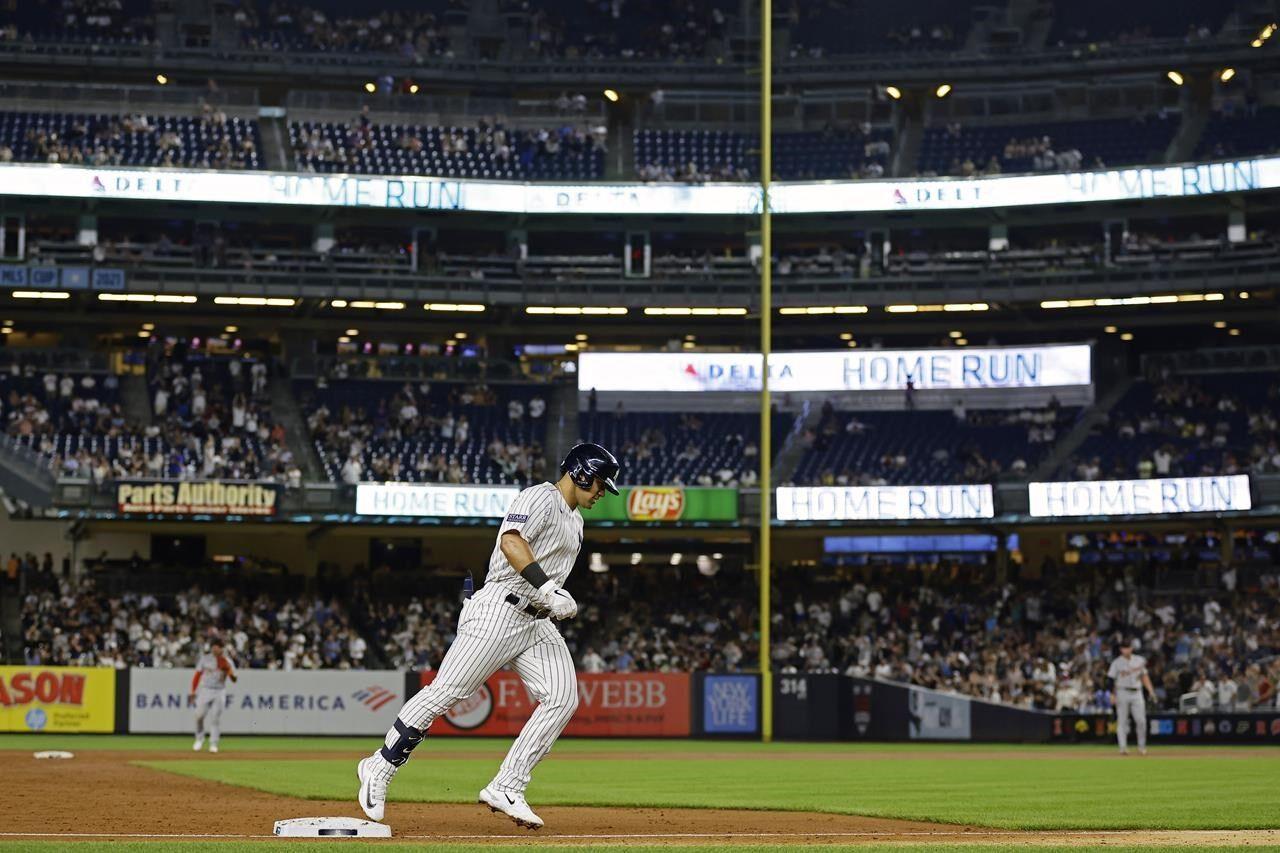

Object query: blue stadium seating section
[291,121,603,180]
[1195,106,1280,160]
[792,409,1073,485]
[578,411,789,485]
[634,128,893,180]
[791,0,969,55]
[508,0,735,59]
[1061,371,1280,480]
[299,380,546,485]
[0,111,262,170]
[917,116,1177,176]
[1046,0,1233,44]
[1,0,154,44]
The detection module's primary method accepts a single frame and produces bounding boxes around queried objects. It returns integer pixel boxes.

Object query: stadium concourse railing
[12,249,1280,310]
[0,31,1258,86]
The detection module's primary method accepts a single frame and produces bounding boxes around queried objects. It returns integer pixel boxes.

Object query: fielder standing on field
[357,443,620,830]
[191,640,237,754]
[1108,639,1156,755]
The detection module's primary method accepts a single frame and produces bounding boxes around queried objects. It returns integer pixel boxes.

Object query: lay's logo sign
[627,487,686,522]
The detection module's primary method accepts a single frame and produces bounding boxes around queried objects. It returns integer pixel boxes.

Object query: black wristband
[519,560,550,588]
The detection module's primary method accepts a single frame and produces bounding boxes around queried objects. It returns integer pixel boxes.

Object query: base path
[2,750,1277,847]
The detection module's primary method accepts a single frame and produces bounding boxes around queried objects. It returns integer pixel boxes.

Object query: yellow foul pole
[758,0,773,743]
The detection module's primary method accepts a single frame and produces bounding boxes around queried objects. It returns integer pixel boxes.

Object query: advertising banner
[128,669,404,734]
[701,674,759,734]
[578,346,1091,393]
[0,157,1272,215]
[0,666,116,732]
[1053,713,1280,744]
[580,486,738,523]
[777,485,995,522]
[355,483,520,518]
[1028,475,1251,518]
[420,671,690,737]
[116,480,282,516]
[907,684,972,740]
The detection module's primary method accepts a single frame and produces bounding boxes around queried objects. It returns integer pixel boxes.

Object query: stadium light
[839,332,853,340]
[12,291,70,299]
[1220,67,1237,82]
[1104,325,1118,333]
[1214,321,1227,328]
[408,84,420,94]
[955,338,968,346]
[99,293,197,303]
[885,86,903,100]
[935,83,952,98]
[576,333,589,341]
[213,296,297,307]
[345,328,359,336]
[155,74,169,85]
[643,307,747,316]
[527,306,628,315]
[338,335,351,343]
[846,340,858,348]
[0,327,11,335]
[603,89,620,102]
[1240,291,1251,299]
[424,302,485,312]
[779,305,867,315]
[138,330,151,338]
[224,324,236,333]
[885,302,987,313]
[948,330,962,338]
[455,332,467,339]
[364,82,376,93]
[630,552,642,565]
[1253,38,1265,47]
[1120,332,1135,341]
[1229,328,1242,336]
[1166,70,1185,86]
[143,323,157,331]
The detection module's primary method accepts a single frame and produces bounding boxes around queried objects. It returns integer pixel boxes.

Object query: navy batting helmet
[560,442,620,494]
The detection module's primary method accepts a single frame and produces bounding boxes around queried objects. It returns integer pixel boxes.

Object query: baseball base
[273,817,391,837]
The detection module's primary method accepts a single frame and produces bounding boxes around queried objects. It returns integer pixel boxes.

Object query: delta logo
[0,670,86,707]
[352,685,398,712]
[627,487,685,522]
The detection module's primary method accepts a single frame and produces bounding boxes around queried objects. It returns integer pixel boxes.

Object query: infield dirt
[3,749,1278,847]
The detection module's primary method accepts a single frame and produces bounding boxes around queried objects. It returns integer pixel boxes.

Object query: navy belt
[505,592,548,619]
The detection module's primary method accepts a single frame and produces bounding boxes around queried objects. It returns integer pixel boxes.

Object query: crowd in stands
[0,107,260,170]
[292,110,605,180]
[635,124,892,182]
[511,0,733,61]
[304,379,546,486]
[144,352,298,484]
[21,577,366,669]
[13,535,1280,713]
[236,1,456,57]
[1062,370,1280,482]
[792,400,1072,487]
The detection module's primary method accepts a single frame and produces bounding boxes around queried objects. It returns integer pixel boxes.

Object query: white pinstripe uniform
[375,481,583,794]
[1108,653,1149,752]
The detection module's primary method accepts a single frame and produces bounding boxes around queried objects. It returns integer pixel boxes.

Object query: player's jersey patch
[506,513,529,522]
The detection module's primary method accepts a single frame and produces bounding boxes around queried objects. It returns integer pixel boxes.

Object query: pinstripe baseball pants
[390,586,578,793]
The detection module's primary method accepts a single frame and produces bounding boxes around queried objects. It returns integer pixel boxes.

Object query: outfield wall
[6,667,1278,742]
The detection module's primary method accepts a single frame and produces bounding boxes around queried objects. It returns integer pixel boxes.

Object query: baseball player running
[1108,639,1156,755]
[356,443,620,829]
[191,640,238,754]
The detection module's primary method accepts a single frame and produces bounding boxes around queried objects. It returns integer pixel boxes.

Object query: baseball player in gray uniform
[1107,639,1156,755]
[190,640,238,754]
[356,443,619,829]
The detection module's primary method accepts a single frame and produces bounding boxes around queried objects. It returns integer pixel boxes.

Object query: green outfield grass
[63,737,1272,831]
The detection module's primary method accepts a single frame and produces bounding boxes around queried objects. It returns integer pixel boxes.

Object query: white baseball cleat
[209,745,219,754]
[192,737,204,752]
[478,786,543,829]
[356,755,391,822]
